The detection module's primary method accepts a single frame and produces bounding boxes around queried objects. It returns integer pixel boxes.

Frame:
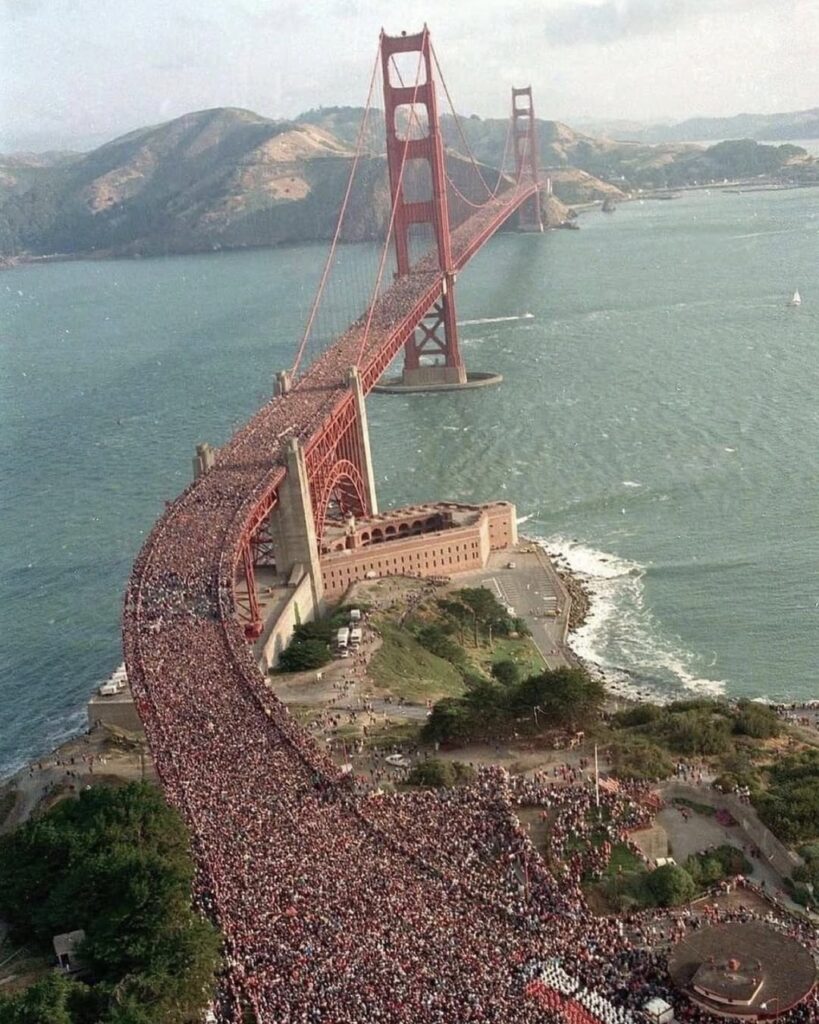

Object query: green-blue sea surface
[2,187,818,775]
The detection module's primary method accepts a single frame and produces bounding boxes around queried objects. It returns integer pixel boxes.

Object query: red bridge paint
[123,27,543,1021]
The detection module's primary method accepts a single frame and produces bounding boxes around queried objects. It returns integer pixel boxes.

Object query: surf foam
[542,535,726,701]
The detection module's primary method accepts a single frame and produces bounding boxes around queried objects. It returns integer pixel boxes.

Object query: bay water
[2,186,818,776]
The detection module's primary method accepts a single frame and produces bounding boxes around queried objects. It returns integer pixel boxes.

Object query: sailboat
[787,289,801,307]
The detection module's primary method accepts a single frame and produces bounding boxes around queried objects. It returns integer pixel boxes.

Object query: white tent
[644,996,674,1024]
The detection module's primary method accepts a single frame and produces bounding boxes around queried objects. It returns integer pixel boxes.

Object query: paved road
[458,548,571,670]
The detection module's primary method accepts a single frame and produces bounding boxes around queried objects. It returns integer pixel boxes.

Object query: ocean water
[2,187,818,776]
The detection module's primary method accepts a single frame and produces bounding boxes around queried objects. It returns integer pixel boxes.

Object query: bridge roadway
[122,181,565,1021]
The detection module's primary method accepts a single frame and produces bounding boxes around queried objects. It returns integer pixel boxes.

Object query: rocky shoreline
[555,565,591,633]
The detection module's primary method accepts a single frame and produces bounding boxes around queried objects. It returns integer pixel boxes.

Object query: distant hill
[0,106,814,261]
[0,108,379,258]
[577,108,819,144]
[0,107,554,259]
[296,107,811,193]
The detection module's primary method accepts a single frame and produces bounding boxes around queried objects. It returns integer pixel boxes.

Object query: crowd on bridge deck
[121,181,817,1023]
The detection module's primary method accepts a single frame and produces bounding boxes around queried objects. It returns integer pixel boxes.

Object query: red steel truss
[304,394,370,539]
[229,32,542,639]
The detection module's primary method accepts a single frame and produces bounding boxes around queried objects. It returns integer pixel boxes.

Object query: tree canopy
[423,665,604,744]
[645,864,696,907]
[0,783,221,1024]
[755,749,819,844]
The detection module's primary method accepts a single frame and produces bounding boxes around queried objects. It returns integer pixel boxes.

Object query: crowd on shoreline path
[122,188,817,1021]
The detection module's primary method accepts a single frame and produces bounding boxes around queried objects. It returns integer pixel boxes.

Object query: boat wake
[542,535,726,701]
[457,313,534,326]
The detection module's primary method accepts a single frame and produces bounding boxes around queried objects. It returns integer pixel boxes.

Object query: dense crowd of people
[123,191,817,1023]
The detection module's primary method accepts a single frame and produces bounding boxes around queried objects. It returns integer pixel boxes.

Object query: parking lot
[457,545,572,670]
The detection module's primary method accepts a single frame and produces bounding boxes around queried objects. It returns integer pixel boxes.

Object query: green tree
[292,620,333,644]
[0,974,90,1024]
[0,784,221,1024]
[456,587,503,624]
[423,699,471,744]
[278,637,330,671]
[733,701,780,739]
[512,667,605,730]
[415,625,466,668]
[645,864,696,907]
[491,659,520,687]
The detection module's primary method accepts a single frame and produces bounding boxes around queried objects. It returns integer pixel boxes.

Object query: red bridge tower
[380,28,466,389]
[379,29,542,391]
[513,86,543,232]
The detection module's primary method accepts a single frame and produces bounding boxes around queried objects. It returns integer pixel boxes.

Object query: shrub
[609,738,673,781]
[407,759,475,788]
[491,659,520,687]
[658,710,733,756]
[685,845,752,887]
[611,703,662,728]
[408,760,456,787]
[645,864,696,907]
[733,701,780,739]
[755,750,819,844]
[278,636,331,671]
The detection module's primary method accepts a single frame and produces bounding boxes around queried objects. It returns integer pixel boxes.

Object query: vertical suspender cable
[291,43,381,378]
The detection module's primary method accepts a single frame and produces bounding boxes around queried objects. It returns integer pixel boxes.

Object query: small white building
[53,929,86,973]
[644,996,674,1024]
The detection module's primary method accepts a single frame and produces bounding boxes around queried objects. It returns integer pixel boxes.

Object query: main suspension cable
[429,41,494,200]
[291,42,381,378]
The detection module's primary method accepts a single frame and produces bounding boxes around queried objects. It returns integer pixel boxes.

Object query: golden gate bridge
[122,27,575,1023]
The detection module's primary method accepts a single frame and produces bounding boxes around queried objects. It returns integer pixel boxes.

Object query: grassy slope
[369,621,464,703]
[476,635,546,679]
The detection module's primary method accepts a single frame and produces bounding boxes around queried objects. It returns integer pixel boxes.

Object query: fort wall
[320,501,516,600]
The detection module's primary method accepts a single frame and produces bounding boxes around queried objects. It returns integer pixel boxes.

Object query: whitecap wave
[621,480,642,488]
[457,313,534,326]
[541,535,726,701]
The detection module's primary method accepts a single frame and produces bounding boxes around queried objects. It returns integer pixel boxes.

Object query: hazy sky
[2,0,818,151]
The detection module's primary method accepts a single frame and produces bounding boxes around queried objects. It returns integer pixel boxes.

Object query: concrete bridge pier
[348,366,378,515]
[267,437,325,618]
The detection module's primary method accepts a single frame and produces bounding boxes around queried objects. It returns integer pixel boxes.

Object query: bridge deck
[122,181,548,1020]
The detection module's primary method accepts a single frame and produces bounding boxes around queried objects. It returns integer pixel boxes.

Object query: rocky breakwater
[555,565,591,633]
